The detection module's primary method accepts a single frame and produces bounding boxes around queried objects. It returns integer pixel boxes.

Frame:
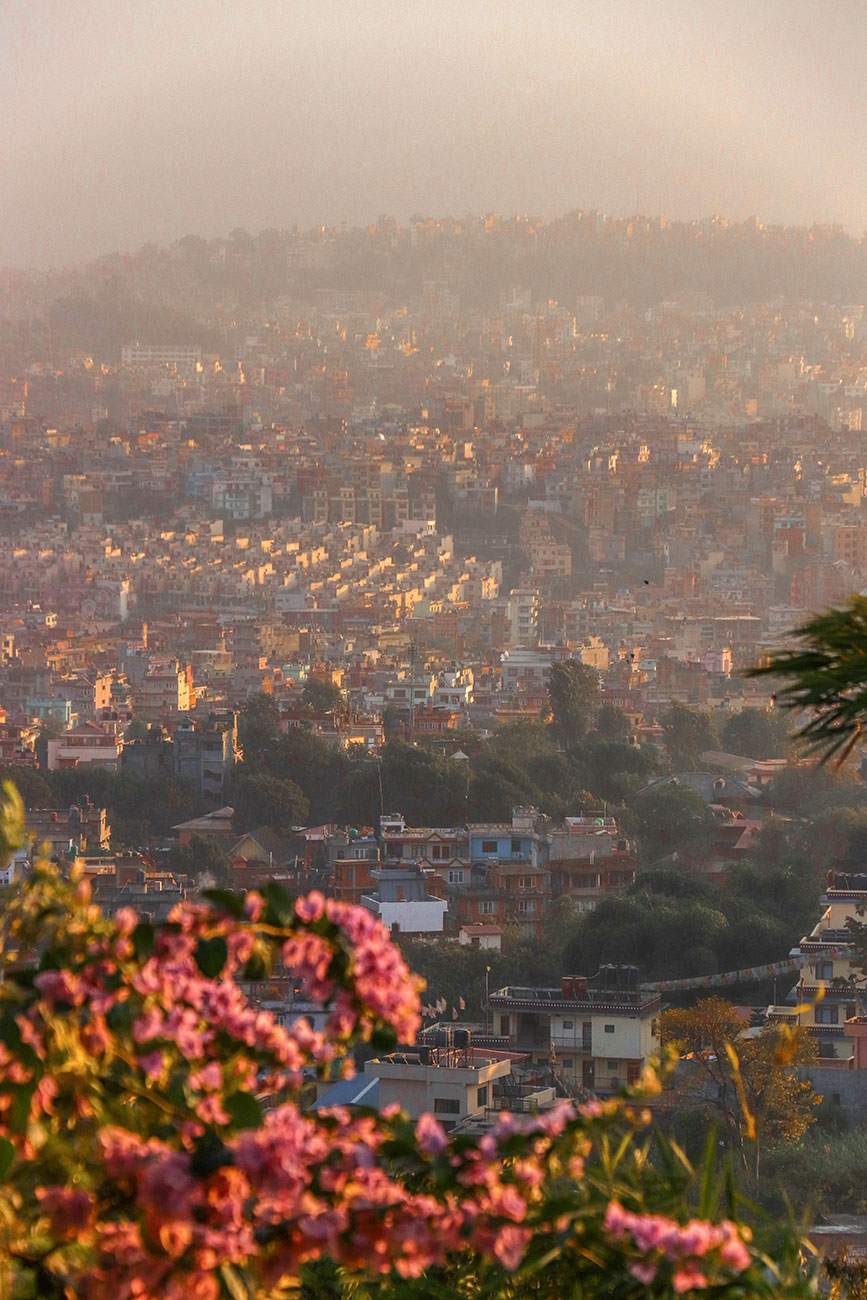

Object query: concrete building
[361,864,449,934]
[28,800,110,857]
[487,967,660,1096]
[768,871,867,1063]
[46,720,123,772]
[362,1040,512,1129]
[122,343,202,369]
[172,713,238,796]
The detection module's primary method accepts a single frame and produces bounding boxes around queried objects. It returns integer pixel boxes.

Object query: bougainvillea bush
[0,787,813,1300]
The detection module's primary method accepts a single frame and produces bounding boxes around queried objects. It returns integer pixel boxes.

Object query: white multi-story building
[121,343,202,370]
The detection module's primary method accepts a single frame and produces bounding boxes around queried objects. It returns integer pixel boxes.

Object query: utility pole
[408,639,416,744]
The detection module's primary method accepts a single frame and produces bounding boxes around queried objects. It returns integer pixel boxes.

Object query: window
[434,1098,460,1114]
[815,961,834,981]
[479,900,496,914]
[604,1024,615,1034]
[511,838,521,854]
[481,840,498,854]
[562,1019,573,1030]
[500,1015,509,1035]
[448,870,464,885]
[517,900,535,914]
[562,1058,573,1069]
[608,1061,618,1071]
[815,1005,839,1024]
[476,1086,488,1106]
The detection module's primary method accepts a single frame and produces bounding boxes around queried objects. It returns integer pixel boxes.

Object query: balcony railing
[549,1034,593,1052]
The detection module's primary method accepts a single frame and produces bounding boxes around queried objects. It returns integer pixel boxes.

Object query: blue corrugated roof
[311,1074,380,1110]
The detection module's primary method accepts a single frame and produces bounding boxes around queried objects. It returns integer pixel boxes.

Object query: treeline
[401,863,822,1020]
[0,763,202,845]
[233,692,661,832]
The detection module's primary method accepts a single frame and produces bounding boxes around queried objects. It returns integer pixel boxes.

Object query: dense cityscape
[2,211,867,1217]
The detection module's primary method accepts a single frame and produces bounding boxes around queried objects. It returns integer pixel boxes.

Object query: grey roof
[311,1074,380,1110]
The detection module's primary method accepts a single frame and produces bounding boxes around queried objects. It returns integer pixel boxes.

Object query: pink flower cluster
[293,893,423,1044]
[81,1100,569,1297]
[1,868,771,1300]
[604,1201,752,1292]
[6,887,425,1153]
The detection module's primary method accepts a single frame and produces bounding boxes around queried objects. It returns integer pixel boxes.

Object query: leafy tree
[546,660,600,742]
[0,765,55,808]
[123,717,149,742]
[467,753,541,822]
[243,727,350,825]
[238,692,281,758]
[169,833,229,885]
[659,702,718,770]
[749,595,867,762]
[591,703,633,745]
[486,721,558,763]
[632,783,715,864]
[763,763,865,815]
[231,770,310,832]
[564,892,729,982]
[573,738,659,803]
[720,708,790,759]
[382,702,402,741]
[35,715,65,768]
[301,676,344,714]
[662,998,818,1177]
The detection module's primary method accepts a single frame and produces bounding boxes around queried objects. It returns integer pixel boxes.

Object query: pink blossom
[243,892,264,921]
[132,1008,164,1043]
[189,1061,222,1092]
[492,1225,531,1271]
[673,1263,710,1292]
[295,891,326,922]
[114,907,137,936]
[37,1186,94,1239]
[138,1050,164,1080]
[415,1113,448,1155]
[34,970,82,1006]
[719,1235,752,1271]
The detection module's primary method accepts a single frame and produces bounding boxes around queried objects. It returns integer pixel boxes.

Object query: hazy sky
[2,0,866,267]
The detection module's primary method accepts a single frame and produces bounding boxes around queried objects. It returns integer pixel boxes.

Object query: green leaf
[370,1024,398,1051]
[202,888,246,919]
[106,1000,133,1031]
[262,880,295,927]
[190,1132,234,1178]
[219,1262,250,1300]
[8,1083,35,1135]
[697,1125,721,1219]
[241,951,268,982]
[0,1137,14,1180]
[195,936,229,979]
[0,1011,22,1050]
[166,1071,187,1108]
[132,922,155,961]
[223,1090,263,1130]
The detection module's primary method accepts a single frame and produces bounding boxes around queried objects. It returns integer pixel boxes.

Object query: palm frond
[748,596,867,763]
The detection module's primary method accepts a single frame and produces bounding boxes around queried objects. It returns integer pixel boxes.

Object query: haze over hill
[2,0,866,267]
[4,211,867,367]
